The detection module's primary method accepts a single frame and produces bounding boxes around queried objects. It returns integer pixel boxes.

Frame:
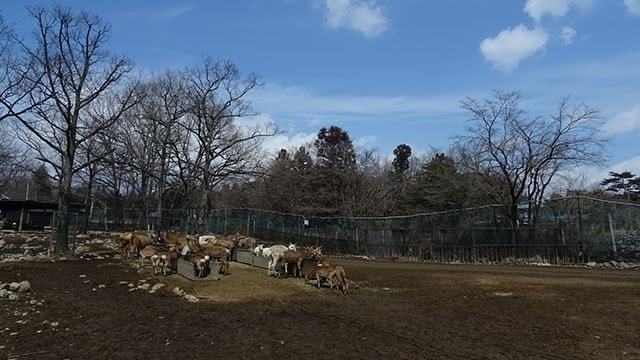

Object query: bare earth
[0,256,639,359]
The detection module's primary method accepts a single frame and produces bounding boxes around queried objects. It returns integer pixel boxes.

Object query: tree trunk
[198,187,208,233]
[140,174,149,229]
[197,168,210,234]
[81,169,95,234]
[55,156,73,253]
[510,202,518,246]
[156,155,167,231]
[156,182,164,231]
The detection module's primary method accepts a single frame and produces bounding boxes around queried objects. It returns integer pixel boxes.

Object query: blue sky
[2,0,640,182]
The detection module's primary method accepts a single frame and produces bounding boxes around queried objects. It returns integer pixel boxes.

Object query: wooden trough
[176,258,221,281]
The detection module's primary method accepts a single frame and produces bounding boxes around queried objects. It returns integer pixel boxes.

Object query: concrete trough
[176,258,221,281]
[233,248,254,265]
[251,254,270,269]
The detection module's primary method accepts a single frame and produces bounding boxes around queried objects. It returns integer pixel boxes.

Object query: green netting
[59,196,640,263]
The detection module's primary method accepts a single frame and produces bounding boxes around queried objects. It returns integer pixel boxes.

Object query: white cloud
[610,155,640,174]
[625,0,640,15]
[480,24,548,72]
[125,5,195,20]
[560,26,577,45]
[579,155,640,188]
[524,0,595,21]
[602,104,640,135]
[262,132,317,154]
[241,113,315,155]
[324,0,388,38]
[251,85,463,121]
[151,5,194,20]
[354,135,378,148]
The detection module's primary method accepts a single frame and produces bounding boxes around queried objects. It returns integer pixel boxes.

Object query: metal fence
[59,196,640,263]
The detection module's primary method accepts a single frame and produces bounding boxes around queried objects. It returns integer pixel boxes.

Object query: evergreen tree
[32,164,53,201]
[601,171,640,201]
[313,126,357,215]
[392,144,412,178]
[315,126,356,170]
[263,149,294,212]
[291,146,315,213]
[404,153,467,211]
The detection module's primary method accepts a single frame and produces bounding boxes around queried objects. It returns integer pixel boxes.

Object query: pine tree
[601,171,640,201]
[404,153,467,211]
[315,126,356,171]
[392,144,412,178]
[263,149,293,212]
[32,164,53,201]
[313,126,357,215]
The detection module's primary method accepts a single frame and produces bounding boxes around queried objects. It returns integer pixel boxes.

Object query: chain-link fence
[55,196,640,263]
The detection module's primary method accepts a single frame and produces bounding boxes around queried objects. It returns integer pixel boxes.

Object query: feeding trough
[252,254,270,269]
[232,248,254,265]
[176,258,221,281]
[230,247,270,269]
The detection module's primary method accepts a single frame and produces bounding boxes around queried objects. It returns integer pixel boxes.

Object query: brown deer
[277,246,322,278]
[190,251,210,278]
[313,263,349,294]
[197,243,231,275]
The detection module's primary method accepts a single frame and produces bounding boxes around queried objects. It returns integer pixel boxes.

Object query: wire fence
[56,196,640,263]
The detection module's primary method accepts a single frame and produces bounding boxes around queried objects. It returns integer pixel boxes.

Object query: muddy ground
[0,254,639,359]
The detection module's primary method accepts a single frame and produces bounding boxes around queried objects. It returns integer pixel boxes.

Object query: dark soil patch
[0,259,639,359]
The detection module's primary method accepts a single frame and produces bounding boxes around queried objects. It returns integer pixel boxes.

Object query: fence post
[18,206,25,232]
[472,229,477,263]
[355,227,359,255]
[577,197,584,251]
[608,212,617,255]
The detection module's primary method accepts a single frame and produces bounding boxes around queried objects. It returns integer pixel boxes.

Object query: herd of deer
[118,231,348,294]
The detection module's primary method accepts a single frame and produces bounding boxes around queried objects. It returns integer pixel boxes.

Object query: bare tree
[0,123,32,197]
[137,71,187,224]
[455,91,605,242]
[12,7,137,252]
[0,15,46,123]
[352,149,395,216]
[182,57,277,231]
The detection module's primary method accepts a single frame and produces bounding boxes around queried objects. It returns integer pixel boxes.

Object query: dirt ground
[0,255,639,359]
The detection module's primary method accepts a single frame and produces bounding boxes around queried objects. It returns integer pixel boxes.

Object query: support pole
[18,206,25,232]
[608,212,617,255]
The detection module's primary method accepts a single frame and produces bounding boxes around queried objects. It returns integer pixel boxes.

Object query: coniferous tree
[31,164,53,201]
[392,144,412,178]
[263,149,293,212]
[291,146,315,213]
[314,126,357,215]
[601,171,640,201]
[404,153,467,211]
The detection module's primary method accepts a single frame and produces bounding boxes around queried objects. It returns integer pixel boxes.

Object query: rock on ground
[184,294,199,303]
[17,280,31,293]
